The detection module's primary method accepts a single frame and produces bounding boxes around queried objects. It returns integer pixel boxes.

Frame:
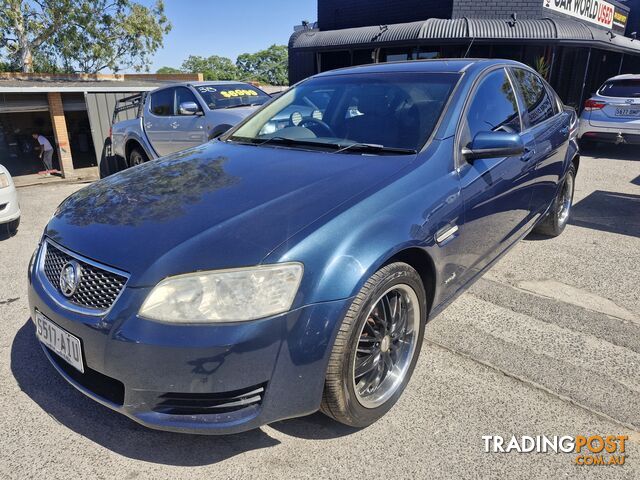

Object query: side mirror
[461,131,525,161]
[179,101,202,116]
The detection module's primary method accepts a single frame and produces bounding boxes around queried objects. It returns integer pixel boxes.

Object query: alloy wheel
[557,172,574,227]
[352,284,420,409]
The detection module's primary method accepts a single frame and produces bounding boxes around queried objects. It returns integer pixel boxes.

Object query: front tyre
[128,147,148,168]
[321,262,426,428]
[534,164,576,237]
[4,217,19,236]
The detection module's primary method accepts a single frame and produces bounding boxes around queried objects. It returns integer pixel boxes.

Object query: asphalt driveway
[0,145,638,479]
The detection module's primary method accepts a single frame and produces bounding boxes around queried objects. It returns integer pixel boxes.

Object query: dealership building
[289,0,640,108]
[0,72,201,182]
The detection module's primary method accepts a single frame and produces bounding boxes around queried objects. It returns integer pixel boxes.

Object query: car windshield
[598,79,640,98]
[195,84,271,110]
[226,72,461,153]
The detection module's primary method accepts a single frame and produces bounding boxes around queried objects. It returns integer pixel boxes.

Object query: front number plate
[35,311,84,373]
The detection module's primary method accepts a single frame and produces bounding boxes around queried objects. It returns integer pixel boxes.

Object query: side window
[512,69,555,127]
[150,88,174,116]
[175,87,201,113]
[462,68,521,148]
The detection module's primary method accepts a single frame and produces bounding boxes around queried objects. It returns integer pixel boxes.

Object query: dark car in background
[28,59,578,434]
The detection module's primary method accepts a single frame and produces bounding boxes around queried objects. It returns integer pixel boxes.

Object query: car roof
[153,80,257,91]
[312,58,527,78]
[603,73,640,82]
[188,81,256,86]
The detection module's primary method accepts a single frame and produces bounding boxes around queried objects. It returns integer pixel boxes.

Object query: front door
[170,86,207,154]
[456,67,536,281]
[144,87,176,157]
[510,68,570,219]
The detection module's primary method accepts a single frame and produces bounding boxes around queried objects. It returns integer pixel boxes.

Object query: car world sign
[543,0,615,30]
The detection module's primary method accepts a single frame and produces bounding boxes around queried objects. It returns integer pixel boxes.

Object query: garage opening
[0,92,59,176]
[62,93,96,170]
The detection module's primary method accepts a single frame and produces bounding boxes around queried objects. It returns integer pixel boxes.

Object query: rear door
[144,87,176,157]
[510,68,569,218]
[589,78,640,130]
[456,67,535,280]
[172,86,207,153]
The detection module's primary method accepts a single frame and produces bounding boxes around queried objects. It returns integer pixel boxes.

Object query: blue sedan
[28,59,578,434]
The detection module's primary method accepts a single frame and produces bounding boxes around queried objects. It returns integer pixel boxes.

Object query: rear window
[599,80,640,98]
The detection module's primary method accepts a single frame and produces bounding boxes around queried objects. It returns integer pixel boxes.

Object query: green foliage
[181,55,239,81]
[0,0,171,73]
[534,56,550,80]
[236,44,288,86]
[156,66,182,74]
[155,45,291,85]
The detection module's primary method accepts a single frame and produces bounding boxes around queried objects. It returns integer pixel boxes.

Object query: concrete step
[426,280,640,429]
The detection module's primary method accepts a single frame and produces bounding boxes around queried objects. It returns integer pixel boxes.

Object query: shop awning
[290,17,640,55]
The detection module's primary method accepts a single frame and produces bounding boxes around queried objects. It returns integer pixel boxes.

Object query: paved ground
[0,145,638,479]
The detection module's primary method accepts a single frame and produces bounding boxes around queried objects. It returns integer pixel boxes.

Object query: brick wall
[0,72,203,82]
[47,92,74,177]
[452,0,541,19]
[123,73,204,82]
[318,0,453,30]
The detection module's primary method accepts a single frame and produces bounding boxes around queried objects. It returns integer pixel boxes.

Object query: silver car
[578,74,640,146]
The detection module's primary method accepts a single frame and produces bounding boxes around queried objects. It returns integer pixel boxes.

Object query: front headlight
[139,263,303,323]
[0,172,9,189]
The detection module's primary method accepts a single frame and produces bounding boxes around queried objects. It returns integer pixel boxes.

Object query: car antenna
[463,36,475,58]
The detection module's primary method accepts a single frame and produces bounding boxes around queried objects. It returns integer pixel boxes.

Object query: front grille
[42,241,128,311]
[46,347,125,406]
[153,383,267,415]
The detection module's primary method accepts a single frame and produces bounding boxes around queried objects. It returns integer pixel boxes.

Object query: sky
[143,0,317,72]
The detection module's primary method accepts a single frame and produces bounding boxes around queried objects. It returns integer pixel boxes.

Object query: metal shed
[0,77,168,179]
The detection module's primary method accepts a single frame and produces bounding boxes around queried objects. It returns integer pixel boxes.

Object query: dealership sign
[543,0,625,31]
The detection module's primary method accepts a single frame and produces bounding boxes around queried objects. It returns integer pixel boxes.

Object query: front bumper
[28,254,352,434]
[0,186,20,224]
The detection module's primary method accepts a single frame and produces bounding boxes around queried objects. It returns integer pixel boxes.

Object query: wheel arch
[571,153,580,174]
[381,247,437,317]
[125,138,143,160]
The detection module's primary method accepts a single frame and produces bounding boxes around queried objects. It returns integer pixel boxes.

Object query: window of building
[150,88,174,116]
[319,51,351,72]
[353,49,374,66]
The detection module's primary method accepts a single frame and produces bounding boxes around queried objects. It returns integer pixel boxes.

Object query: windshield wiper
[228,136,417,155]
[225,102,262,109]
[330,143,417,155]
[228,135,331,149]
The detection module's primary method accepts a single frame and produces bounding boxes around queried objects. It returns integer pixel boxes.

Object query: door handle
[520,147,535,162]
[170,122,180,129]
[144,122,152,129]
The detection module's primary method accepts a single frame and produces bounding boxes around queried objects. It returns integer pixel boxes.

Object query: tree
[156,66,181,74]
[236,44,288,86]
[180,54,239,81]
[0,0,171,73]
